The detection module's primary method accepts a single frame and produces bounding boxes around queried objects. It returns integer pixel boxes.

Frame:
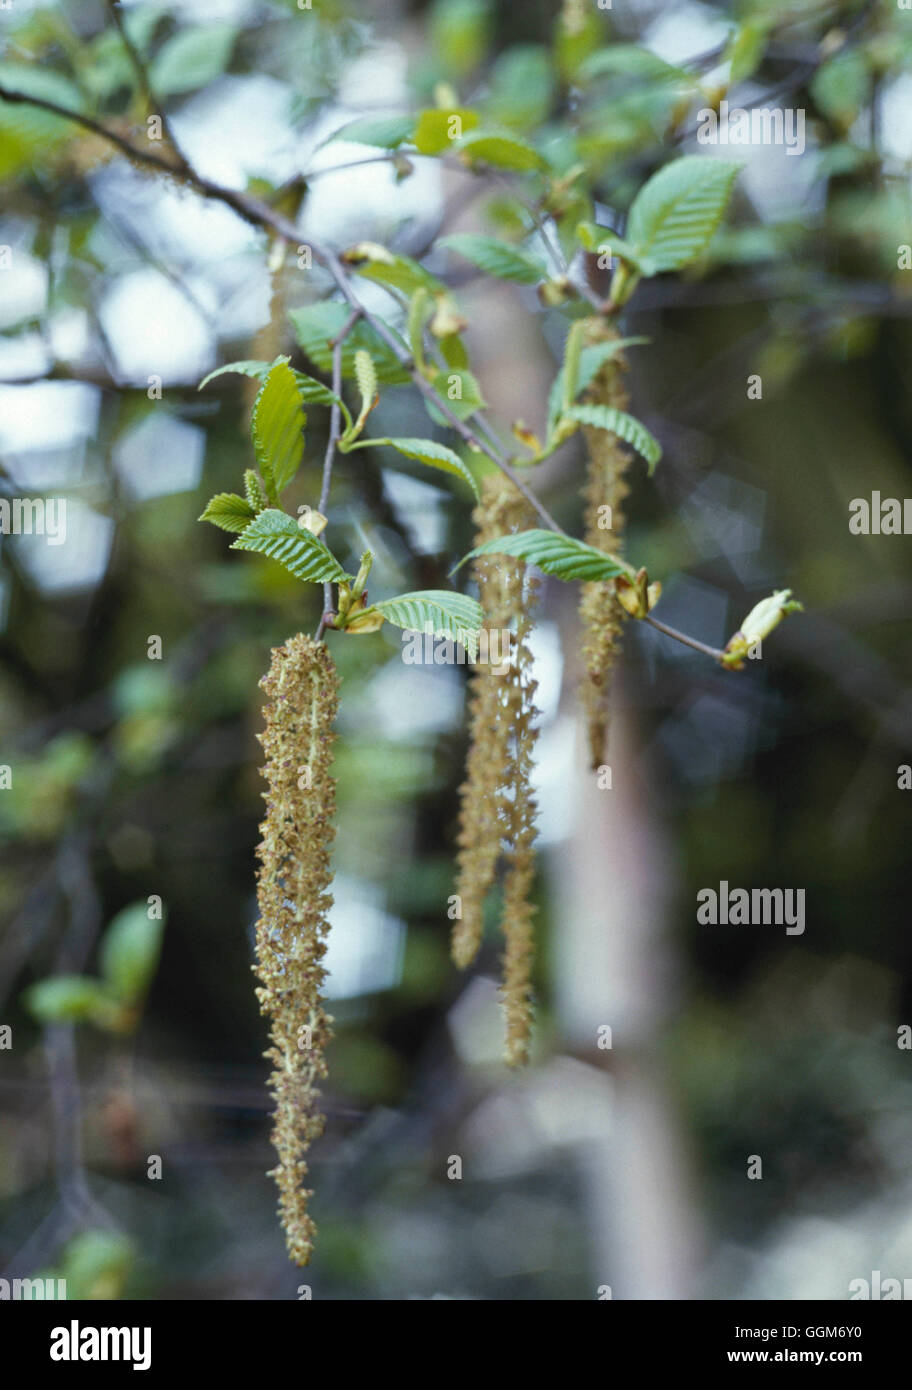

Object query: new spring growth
[721,589,803,669]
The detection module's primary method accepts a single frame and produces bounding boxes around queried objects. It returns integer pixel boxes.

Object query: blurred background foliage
[1,0,911,1299]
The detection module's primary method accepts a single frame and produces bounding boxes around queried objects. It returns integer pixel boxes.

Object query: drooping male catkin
[453,476,540,1065]
[578,320,632,770]
[255,633,339,1266]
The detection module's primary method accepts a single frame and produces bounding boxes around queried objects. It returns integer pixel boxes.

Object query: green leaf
[23,976,113,1026]
[59,1231,134,1301]
[725,20,770,85]
[811,49,871,127]
[431,0,491,78]
[328,114,415,148]
[578,46,694,85]
[149,23,237,97]
[292,371,344,407]
[289,302,410,384]
[231,509,351,584]
[99,902,166,1007]
[374,437,479,496]
[626,157,742,274]
[251,361,306,500]
[460,529,629,582]
[576,221,641,265]
[453,129,545,171]
[374,590,483,661]
[565,403,662,473]
[425,367,486,425]
[547,336,650,434]
[198,358,276,391]
[199,492,257,533]
[414,107,479,154]
[439,233,547,284]
[486,43,555,132]
[341,241,445,297]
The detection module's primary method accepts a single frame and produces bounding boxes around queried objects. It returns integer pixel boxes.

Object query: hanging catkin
[499,556,539,1068]
[254,633,339,1266]
[578,320,632,770]
[453,475,540,1065]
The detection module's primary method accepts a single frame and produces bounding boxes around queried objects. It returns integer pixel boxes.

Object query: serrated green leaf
[231,509,351,584]
[199,492,257,533]
[627,157,742,273]
[565,403,662,473]
[99,902,166,1007]
[375,437,479,496]
[454,129,545,171]
[291,371,339,406]
[374,590,483,661]
[197,358,277,391]
[251,361,306,500]
[414,107,480,154]
[328,114,415,148]
[460,529,629,582]
[289,303,410,385]
[439,233,547,284]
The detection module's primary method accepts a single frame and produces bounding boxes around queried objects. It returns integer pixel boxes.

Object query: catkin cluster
[578,320,632,770]
[254,633,339,1266]
[454,476,540,1066]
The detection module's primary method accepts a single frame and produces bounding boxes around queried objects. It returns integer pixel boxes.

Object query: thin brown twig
[0,79,729,662]
[106,0,189,172]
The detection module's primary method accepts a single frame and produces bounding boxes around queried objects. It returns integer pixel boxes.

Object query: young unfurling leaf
[251,361,307,501]
[231,509,351,584]
[199,493,257,533]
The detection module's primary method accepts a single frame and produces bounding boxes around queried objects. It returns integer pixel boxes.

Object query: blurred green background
[1,0,911,1299]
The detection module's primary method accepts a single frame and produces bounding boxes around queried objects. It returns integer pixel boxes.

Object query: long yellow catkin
[578,320,632,770]
[254,633,339,1266]
[453,476,540,1065]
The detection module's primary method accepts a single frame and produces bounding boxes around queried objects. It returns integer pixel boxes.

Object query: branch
[0,79,727,663]
[641,614,727,663]
[106,0,189,173]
